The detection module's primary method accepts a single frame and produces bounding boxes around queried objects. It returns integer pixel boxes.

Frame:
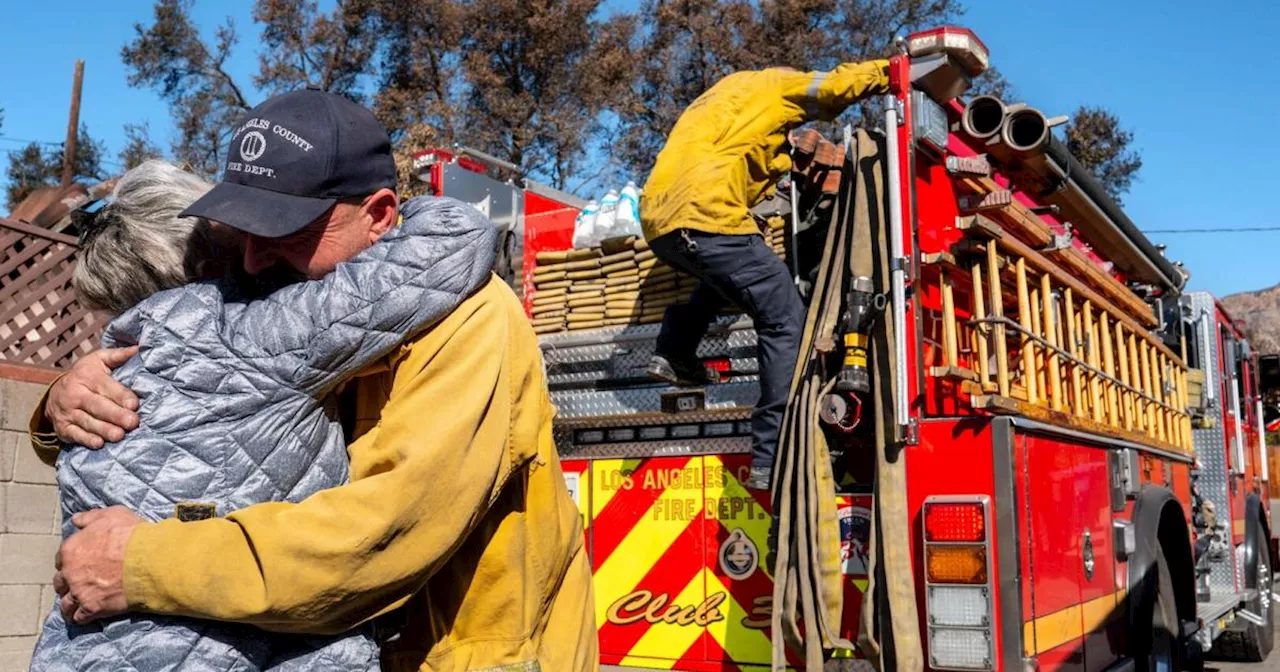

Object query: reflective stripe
[1021,590,1124,656]
[806,72,828,100]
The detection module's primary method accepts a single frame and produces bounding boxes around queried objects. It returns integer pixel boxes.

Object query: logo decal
[240,130,267,163]
[718,528,758,580]
[841,504,871,576]
[606,590,726,627]
[604,589,776,630]
[175,502,217,521]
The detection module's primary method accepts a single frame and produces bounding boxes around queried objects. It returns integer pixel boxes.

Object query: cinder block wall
[0,370,59,671]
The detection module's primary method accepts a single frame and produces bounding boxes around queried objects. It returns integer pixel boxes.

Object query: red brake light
[704,358,731,373]
[924,501,986,542]
[456,157,488,174]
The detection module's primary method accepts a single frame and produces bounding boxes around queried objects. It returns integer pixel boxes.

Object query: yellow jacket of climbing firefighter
[33,277,597,672]
[640,60,891,241]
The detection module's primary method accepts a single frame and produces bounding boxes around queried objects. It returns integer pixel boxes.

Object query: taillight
[924,501,987,542]
[923,496,994,671]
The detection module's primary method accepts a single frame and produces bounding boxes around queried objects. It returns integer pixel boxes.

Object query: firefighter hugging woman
[28,90,596,671]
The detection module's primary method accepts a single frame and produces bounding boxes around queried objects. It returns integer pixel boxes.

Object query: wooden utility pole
[60,60,84,188]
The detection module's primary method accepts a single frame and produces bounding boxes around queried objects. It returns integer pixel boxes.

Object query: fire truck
[1259,354,1280,569]
[413,25,1275,672]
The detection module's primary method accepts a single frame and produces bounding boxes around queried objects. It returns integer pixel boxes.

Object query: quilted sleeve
[24,309,143,465]
[222,196,497,396]
[121,282,517,633]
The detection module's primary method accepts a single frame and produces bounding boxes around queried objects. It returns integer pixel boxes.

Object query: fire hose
[769,128,922,670]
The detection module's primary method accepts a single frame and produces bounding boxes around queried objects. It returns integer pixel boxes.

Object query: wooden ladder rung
[987,241,1011,398]
[1015,258,1037,404]
[1043,276,1063,413]
[1030,284,1047,406]
[940,267,960,368]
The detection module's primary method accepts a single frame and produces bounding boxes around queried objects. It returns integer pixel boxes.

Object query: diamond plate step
[540,317,760,390]
[1188,291,1238,594]
[548,380,760,420]
[540,316,764,433]
[1197,591,1239,624]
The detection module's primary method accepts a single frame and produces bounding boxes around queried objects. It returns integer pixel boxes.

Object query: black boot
[647,355,714,387]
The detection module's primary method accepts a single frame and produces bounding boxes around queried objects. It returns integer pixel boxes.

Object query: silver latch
[1082,529,1096,580]
[1119,449,1140,497]
[1114,520,1136,562]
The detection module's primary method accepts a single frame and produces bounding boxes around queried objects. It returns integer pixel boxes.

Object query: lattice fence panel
[0,218,102,370]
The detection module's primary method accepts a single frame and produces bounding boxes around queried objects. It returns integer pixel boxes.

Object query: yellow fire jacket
[640,60,891,241]
[31,276,597,672]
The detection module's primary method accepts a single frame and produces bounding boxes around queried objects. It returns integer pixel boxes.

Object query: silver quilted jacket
[30,196,498,672]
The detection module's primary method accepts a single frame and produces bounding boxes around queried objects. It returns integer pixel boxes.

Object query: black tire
[1136,547,1182,672]
[1211,519,1275,662]
[494,230,517,289]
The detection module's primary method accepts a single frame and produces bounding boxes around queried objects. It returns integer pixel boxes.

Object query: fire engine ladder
[926,159,1192,456]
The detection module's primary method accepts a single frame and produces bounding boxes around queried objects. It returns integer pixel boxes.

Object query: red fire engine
[413,25,1275,672]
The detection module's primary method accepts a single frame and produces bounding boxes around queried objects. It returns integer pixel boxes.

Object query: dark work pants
[651,230,805,469]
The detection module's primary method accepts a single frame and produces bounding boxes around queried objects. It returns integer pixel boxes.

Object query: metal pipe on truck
[960,95,1007,140]
[958,97,1186,294]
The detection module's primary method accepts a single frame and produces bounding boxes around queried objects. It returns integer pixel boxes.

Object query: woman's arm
[218,197,495,396]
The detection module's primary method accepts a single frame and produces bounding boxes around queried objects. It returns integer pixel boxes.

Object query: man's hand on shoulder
[48,346,141,448]
[53,506,145,624]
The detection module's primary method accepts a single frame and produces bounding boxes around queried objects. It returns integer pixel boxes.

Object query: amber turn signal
[925,545,988,584]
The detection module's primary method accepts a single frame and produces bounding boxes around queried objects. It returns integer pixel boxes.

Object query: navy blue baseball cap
[180,88,397,238]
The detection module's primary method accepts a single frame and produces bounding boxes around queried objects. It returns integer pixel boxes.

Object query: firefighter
[34,90,596,671]
[642,60,892,491]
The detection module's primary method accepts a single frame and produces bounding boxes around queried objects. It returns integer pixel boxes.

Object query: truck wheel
[1135,547,1180,672]
[495,231,516,287]
[1211,519,1275,662]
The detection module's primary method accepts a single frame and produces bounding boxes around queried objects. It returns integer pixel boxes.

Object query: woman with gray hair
[31,160,499,671]
[71,162,289,316]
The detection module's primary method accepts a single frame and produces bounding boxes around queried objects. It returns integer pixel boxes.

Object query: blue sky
[1,0,1276,297]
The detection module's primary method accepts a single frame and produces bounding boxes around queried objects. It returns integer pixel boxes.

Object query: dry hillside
[1221,284,1280,355]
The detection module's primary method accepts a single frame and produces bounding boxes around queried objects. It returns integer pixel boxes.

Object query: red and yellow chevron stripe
[562,453,871,671]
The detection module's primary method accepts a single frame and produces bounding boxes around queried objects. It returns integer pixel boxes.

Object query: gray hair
[74,160,215,316]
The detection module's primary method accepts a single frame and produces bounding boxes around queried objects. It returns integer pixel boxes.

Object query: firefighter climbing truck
[415,25,1275,672]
